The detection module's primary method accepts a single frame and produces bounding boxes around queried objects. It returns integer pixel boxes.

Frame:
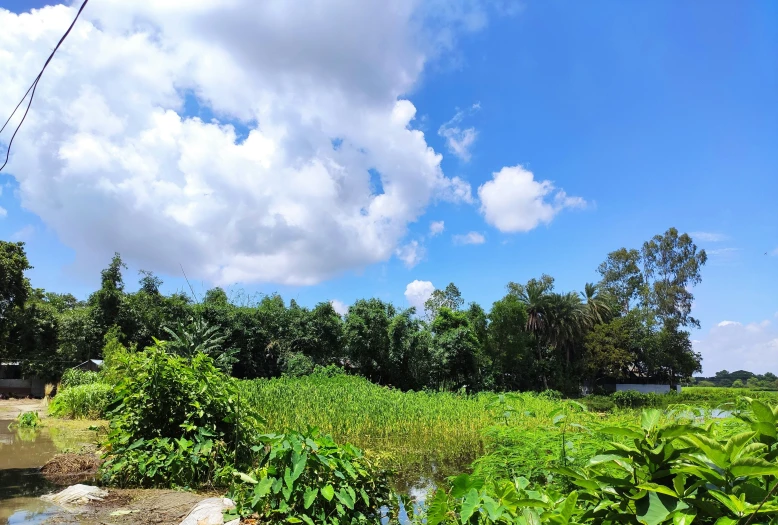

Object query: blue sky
[0,0,776,374]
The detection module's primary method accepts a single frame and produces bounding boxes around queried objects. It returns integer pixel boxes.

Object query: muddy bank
[46,488,221,525]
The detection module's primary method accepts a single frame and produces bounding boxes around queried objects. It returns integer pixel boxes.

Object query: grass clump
[49,383,113,419]
[60,369,101,389]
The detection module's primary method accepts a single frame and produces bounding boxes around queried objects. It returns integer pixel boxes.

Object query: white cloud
[329,299,348,316]
[438,103,480,162]
[478,165,586,233]
[395,240,425,268]
[453,231,485,245]
[0,1,492,286]
[690,231,728,242]
[10,225,35,241]
[404,279,434,312]
[695,318,778,375]
[0,206,7,218]
[429,220,445,236]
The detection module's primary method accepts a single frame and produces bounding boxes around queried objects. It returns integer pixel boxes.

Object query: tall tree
[580,283,612,327]
[344,298,395,382]
[641,228,707,328]
[424,283,464,320]
[90,252,127,332]
[487,294,531,390]
[597,248,642,314]
[0,241,32,352]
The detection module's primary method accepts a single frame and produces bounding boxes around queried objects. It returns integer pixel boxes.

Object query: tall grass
[49,383,113,419]
[239,374,497,487]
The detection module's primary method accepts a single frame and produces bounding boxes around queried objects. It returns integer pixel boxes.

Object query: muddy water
[0,421,63,524]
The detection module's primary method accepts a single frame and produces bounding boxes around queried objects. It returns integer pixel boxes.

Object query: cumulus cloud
[690,232,728,242]
[429,220,445,236]
[438,103,480,162]
[396,240,425,268]
[0,1,493,286]
[330,299,348,316]
[0,206,7,218]
[453,231,485,245]
[695,318,778,375]
[404,279,435,312]
[478,165,586,233]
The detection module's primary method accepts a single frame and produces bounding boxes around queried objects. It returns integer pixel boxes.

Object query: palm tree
[580,282,612,327]
[516,280,552,389]
[545,292,586,364]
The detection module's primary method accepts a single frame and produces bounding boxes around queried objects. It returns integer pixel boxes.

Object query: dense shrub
[418,400,778,524]
[49,383,113,419]
[581,395,615,412]
[611,390,665,409]
[228,428,391,524]
[100,344,262,488]
[60,368,100,389]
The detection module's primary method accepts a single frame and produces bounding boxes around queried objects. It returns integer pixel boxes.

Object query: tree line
[0,227,706,394]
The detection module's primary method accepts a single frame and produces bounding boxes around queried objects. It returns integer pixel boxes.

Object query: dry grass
[41,452,102,484]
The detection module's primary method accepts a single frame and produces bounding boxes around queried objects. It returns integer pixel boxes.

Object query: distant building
[73,359,104,372]
[0,362,45,398]
[602,383,681,394]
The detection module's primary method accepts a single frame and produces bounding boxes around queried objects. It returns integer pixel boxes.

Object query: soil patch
[47,488,222,525]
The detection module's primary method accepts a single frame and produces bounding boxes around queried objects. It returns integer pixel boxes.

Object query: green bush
[611,390,665,409]
[228,428,391,524]
[10,411,40,429]
[581,395,615,412]
[60,368,100,389]
[100,344,262,488]
[281,351,315,377]
[417,399,778,524]
[49,383,113,419]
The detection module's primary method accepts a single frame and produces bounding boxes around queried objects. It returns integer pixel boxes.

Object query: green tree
[89,252,127,332]
[387,307,430,389]
[579,282,612,326]
[641,228,707,328]
[424,283,464,320]
[344,298,395,382]
[0,241,32,352]
[597,248,642,314]
[204,287,229,306]
[430,307,484,390]
[486,294,531,390]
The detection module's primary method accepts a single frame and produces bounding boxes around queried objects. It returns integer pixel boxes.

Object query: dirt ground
[44,488,223,525]
[0,397,46,419]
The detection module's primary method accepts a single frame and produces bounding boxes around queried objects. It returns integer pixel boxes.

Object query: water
[0,421,61,525]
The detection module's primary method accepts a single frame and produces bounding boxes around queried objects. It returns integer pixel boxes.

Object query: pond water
[0,420,61,525]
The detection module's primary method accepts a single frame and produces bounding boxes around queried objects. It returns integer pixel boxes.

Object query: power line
[0,0,91,173]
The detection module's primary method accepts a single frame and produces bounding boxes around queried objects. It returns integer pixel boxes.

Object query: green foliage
[228,428,391,524]
[611,390,664,409]
[60,368,100,389]
[281,351,316,377]
[11,411,40,429]
[239,373,493,484]
[416,398,778,524]
[0,240,32,349]
[100,344,262,487]
[49,383,113,419]
[162,316,238,373]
